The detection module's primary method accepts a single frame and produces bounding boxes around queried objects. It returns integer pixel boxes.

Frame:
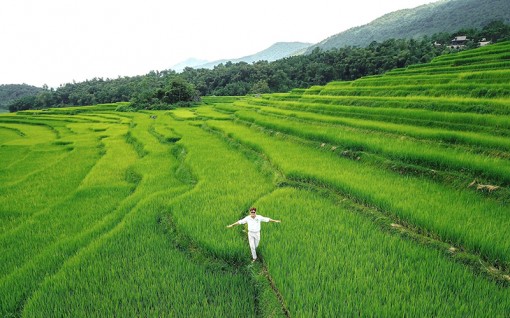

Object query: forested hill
[6,22,510,112]
[0,84,43,111]
[308,0,510,52]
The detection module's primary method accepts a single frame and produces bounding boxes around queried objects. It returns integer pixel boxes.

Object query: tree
[129,78,198,110]
[250,80,270,94]
[164,78,197,104]
[482,20,510,42]
[8,95,37,112]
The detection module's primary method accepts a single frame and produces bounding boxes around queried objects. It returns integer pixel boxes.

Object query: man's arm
[269,218,281,223]
[226,221,239,228]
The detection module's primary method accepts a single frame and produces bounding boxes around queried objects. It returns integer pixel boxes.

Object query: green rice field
[1,42,509,317]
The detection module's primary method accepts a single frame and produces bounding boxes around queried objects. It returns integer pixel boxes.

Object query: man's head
[249,207,257,218]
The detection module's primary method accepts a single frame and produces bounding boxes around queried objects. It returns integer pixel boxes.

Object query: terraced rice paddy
[1,42,510,316]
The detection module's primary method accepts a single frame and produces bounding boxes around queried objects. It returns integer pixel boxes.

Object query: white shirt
[238,215,270,232]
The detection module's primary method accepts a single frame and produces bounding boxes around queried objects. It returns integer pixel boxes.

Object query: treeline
[183,38,440,96]
[7,21,510,112]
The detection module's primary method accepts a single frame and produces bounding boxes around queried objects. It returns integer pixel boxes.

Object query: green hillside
[309,0,510,51]
[0,84,42,111]
[1,42,509,316]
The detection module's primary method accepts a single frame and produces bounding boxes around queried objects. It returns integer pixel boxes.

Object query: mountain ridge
[307,0,510,52]
[172,41,312,71]
[173,0,510,70]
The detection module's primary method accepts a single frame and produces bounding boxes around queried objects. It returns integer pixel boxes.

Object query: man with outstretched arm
[227,207,281,262]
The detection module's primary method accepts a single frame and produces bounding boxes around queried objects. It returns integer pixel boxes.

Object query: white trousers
[248,231,261,260]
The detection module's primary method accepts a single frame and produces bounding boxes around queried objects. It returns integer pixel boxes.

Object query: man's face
[250,210,256,218]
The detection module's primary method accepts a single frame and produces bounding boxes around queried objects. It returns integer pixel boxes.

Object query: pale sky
[0,0,437,88]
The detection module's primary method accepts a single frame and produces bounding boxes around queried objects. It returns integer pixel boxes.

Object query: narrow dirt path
[260,263,291,317]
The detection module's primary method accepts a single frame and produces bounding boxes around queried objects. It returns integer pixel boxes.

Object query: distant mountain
[0,84,43,111]
[171,58,210,72]
[307,0,510,52]
[173,42,312,71]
